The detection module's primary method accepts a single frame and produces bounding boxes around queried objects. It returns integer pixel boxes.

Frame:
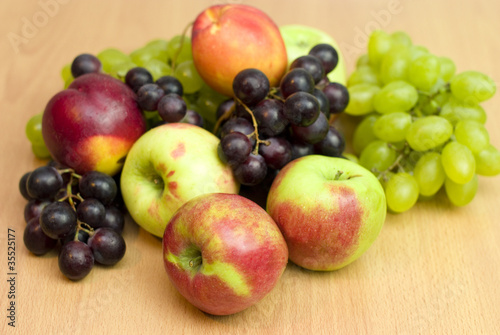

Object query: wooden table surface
[1,0,499,334]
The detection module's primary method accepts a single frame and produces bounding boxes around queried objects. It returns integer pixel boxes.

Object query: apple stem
[334,170,344,180]
[189,256,203,269]
[171,21,194,71]
[234,97,269,155]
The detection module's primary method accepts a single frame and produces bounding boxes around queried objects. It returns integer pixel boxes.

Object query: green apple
[120,123,239,237]
[163,193,288,315]
[267,155,386,271]
[280,24,346,85]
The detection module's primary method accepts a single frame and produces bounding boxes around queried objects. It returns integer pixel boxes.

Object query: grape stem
[171,21,194,71]
[212,103,235,135]
[234,97,270,155]
[268,88,285,102]
[55,169,95,241]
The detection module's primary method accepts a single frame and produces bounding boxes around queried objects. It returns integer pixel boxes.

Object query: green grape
[372,112,412,142]
[194,84,228,124]
[406,116,453,151]
[409,45,429,60]
[439,98,487,125]
[438,57,456,82]
[407,54,440,92]
[343,153,359,164]
[417,95,440,115]
[413,152,446,196]
[31,142,51,159]
[433,91,452,107]
[390,31,412,47]
[353,114,378,155]
[344,83,380,116]
[61,63,72,82]
[441,141,476,184]
[174,60,203,94]
[368,30,393,68]
[373,80,418,114]
[474,145,500,176]
[130,46,157,67]
[359,140,397,173]
[379,46,411,84]
[145,39,169,62]
[167,35,193,65]
[144,59,172,81]
[454,120,489,154]
[25,114,44,144]
[108,61,136,81]
[445,175,478,206]
[97,48,131,73]
[356,54,370,68]
[450,71,496,104]
[347,65,379,87]
[385,172,419,213]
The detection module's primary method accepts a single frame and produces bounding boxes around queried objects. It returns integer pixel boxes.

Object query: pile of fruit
[345,30,499,212]
[18,3,500,317]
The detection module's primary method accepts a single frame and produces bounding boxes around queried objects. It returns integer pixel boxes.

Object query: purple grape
[312,88,330,119]
[156,75,183,96]
[309,44,339,74]
[24,217,58,256]
[216,99,235,121]
[88,228,126,265]
[314,126,345,157]
[218,132,253,166]
[76,198,106,228]
[290,140,315,160]
[290,55,325,84]
[125,67,153,92]
[58,241,94,281]
[291,112,329,144]
[258,137,293,170]
[253,99,288,137]
[79,171,117,206]
[19,172,32,200]
[233,68,270,106]
[323,83,350,114]
[220,117,256,146]
[180,110,204,127]
[26,166,63,200]
[283,92,320,127]
[233,154,268,186]
[95,207,125,233]
[71,53,101,78]
[136,83,165,111]
[24,199,52,223]
[157,93,187,123]
[40,201,77,239]
[279,68,315,98]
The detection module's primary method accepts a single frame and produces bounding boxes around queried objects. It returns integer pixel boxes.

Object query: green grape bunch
[346,30,499,213]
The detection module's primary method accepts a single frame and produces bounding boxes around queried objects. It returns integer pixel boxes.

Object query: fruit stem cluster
[234,97,270,154]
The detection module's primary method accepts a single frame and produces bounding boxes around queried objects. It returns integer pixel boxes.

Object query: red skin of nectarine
[191,4,288,97]
[42,73,146,175]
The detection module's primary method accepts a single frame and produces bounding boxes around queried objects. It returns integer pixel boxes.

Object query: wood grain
[1,1,499,334]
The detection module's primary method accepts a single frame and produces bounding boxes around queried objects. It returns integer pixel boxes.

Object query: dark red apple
[42,73,146,175]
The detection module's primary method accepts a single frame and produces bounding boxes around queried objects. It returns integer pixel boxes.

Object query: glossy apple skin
[42,73,146,175]
[267,155,386,271]
[191,4,288,96]
[121,123,239,237]
[163,193,288,316]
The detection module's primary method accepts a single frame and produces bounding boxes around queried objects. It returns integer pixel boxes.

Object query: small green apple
[120,123,239,237]
[280,24,347,85]
[267,155,386,271]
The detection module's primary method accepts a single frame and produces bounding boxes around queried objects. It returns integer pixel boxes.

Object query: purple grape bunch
[216,43,349,187]
[20,162,126,281]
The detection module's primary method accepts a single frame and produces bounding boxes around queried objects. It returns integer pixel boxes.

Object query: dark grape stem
[234,97,270,155]
[213,102,236,135]
[171,21,194,71]
[267,88,285,102]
